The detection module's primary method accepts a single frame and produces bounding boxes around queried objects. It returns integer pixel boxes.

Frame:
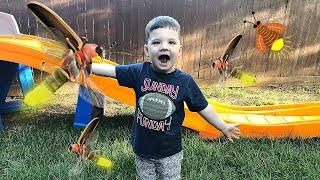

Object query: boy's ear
[144,44,150,57]
[178,44,182,57]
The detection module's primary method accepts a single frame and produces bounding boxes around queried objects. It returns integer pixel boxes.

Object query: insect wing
[221,34,242,62]
[29,1,105,108]
[32,25,71,75]
[266,23,285,35]
[77,117,100,145]
[218,69,227,83]
[256,34,267,53]
[39,32,105,108]
[27,1,83,50]
[68,156,84,176]
[35,38,69,61]
[84,130,99,152]
[76,69,105,108]
[37,26,105,108]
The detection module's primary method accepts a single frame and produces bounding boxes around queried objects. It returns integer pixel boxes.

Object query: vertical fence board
[281,0,298,76]
[240,0,255,75]
[289,0,307,77]
[199,0,216,80]
[85,0,94,41]
[135,0,147,63]
[314,1,320,75]
[265,0,285,76]
[181,0,192,74]
[180,0,189,73]
[308,1,320,76]
[0,1,9,13]
[113,0,123,64]
[194,0,206,79]
[128,0,138,64]
[192,0,203,78]
[93,0,103,45]
[277,0,292,77]
[106,0,117,61]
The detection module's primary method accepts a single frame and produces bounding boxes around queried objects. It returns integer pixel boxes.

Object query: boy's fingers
[233,128,241,135]
[233,123,241,127]
[227,136,234,142]
[233,127,240,132]
[226,131,240,142]
[234,129,241,135]
[233,134,240,139]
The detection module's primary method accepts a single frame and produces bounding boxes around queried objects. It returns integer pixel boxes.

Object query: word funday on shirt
[137,108,172,132]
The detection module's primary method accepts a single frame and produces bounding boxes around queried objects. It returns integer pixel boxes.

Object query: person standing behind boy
[73,16,240,180]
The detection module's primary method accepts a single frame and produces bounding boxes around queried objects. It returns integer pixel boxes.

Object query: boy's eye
[152,41,160,45]
[169,41,177,45]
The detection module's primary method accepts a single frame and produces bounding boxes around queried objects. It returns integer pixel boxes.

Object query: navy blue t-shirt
[116,62,208,159]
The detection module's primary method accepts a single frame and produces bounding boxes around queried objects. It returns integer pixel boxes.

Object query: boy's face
[144,27,181,73]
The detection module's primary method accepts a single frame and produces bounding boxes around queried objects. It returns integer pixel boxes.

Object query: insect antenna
[251,11,257,22]
[66,37,78,52]
[243,20,255,25]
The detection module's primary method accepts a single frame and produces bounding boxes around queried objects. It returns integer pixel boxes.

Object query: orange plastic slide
[1,35,320,139]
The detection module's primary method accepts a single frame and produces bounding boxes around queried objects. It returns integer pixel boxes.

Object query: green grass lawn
[1,83,319,179]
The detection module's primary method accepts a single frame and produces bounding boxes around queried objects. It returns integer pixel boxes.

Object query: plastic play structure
[0,12,102,130]
[0,12,34,130]
[0,12,319,139]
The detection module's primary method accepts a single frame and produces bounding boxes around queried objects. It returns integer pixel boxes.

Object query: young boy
[75,16,240,179]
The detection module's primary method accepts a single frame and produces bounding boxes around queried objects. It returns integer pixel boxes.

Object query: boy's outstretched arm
[92,63,116,78]
[62,44,117,79]
[198,104,240,141]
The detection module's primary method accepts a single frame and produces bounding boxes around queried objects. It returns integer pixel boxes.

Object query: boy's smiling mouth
[158,54,170,65]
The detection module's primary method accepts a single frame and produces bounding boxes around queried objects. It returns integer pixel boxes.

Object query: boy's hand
[62,43,99,77]
[198,105,241,142]
[74,44,98,68]
[221,123,241,142]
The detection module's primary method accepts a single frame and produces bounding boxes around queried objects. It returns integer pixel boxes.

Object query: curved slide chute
[1,35,320,139]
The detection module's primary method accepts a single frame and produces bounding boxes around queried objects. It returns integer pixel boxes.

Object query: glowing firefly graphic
[69,117,113,176]
[244,12,292,60]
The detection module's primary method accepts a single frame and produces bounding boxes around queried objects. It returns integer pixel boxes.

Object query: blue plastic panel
[73,85,104,128]
[18,64,35,96]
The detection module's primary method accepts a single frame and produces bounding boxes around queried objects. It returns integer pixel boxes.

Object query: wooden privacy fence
[1,0,319,81]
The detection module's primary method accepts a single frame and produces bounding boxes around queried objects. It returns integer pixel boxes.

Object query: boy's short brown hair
[145,16,180,41]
